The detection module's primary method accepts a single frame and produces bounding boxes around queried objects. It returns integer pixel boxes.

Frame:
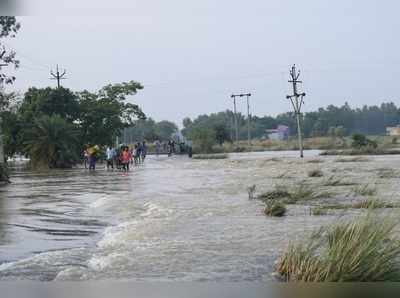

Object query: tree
[19,87,80,124]
[213,123,231,145]
[155,120,178,140]
[188,127,216,153]
[77,81,145,146]
[24,115,80,168]
[0,16,20,84]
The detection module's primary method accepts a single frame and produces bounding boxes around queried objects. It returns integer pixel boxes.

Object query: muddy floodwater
[0,151,399,281]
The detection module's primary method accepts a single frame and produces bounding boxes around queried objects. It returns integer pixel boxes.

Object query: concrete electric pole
[50,64,67,88]
[231,93,252,146]
[286,64,306,158]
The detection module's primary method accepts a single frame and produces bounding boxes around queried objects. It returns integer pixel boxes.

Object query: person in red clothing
[121,147,131,171]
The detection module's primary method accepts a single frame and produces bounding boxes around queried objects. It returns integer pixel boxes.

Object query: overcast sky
[4,0,400,125]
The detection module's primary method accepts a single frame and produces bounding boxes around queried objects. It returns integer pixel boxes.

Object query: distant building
[386,126,400,136]
[266,125,290,140]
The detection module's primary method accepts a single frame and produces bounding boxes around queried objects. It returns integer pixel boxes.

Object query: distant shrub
[351,133,377,149]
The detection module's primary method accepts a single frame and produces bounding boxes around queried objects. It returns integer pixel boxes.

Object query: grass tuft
[264,201,287,217]
[335,156,369,163]
[352,184,377,196]
[311,207,328,216]
[276,214,400,281]
[307,159,324,164]
[323,176,356,187]
[192,154,228,160]
[308,169,323,178]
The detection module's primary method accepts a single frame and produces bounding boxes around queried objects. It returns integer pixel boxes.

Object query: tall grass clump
[264,201,287,217]
[308,169,323,178]
[352,184,377,196]
[192,153,228,160]
[276,214,400,281]
[323,176,356,187]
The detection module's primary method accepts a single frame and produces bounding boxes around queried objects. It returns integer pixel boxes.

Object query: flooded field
[0,151,399,281]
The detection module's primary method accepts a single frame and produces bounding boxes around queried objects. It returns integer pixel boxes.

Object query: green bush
[264,201,287,217]
[0,163,10,183]
[276,214,400,281]
[24,115,80,169]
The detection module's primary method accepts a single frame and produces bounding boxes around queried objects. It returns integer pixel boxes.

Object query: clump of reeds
[352,184,377,196]
[323,176,356,187]
[258,184,331,205]
[377,168,397,179]
[335,157,369,163]
[257,186,291,203]
[311,207,328,216]
[264,201,287,217]
[192,154,228,160]
[307,159,324,164]
[352,198,394,209]
[308,169,323,178]
[276,214,400,281]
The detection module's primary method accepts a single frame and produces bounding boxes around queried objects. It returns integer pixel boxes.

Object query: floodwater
[0,151,399,281]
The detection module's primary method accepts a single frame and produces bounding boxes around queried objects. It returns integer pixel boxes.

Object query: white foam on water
[87,202,175,275]
[89,195,110,209]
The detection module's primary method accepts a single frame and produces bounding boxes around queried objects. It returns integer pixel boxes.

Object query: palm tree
[24,115,80,168]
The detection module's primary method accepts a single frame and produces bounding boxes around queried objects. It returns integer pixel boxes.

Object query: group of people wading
[84,142,148,171]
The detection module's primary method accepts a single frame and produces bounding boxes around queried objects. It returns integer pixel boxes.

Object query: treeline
[1,82,145,168]
[123,118,178,142]
[182,102,400,140]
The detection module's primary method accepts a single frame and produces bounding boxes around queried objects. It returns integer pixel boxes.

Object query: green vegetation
[351,133,377,149]
[192,154,228,160]
[352,184,377,197]
[308,169,323,177]
[24,115,80,168]
[322,176,356,186]
[276,214,400,281]
[334,156,369,162]
[264,201,286,217]
[377,168,397,179]
[0,163,10,183]
[123,118,178,142]
[258,184,331,205]
[0,17,20,84]
[1,82,145,169]
[311,207,327,216]
[182,102,400,142]
[307,159,323,164]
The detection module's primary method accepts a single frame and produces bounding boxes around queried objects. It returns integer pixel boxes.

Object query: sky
[3,0,400,126]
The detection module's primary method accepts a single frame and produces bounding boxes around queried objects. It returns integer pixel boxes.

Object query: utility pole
[245,93,251,146]
[230,94,240,145]
[231,93,252,146]
[50,64,67,88]
[286,64,306,158]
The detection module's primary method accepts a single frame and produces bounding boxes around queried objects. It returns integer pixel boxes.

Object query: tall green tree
[0,16,20,84]
[19,87,80,124]
[77,81,145,146]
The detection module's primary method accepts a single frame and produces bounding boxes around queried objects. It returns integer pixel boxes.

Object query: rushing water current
[2,150,396,281]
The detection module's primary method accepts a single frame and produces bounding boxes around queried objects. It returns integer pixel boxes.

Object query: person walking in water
[136,142,143,163]
[155,139,161,156]
[121,147,131,171]
[141,141,148,162]
[106,146,115,170]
